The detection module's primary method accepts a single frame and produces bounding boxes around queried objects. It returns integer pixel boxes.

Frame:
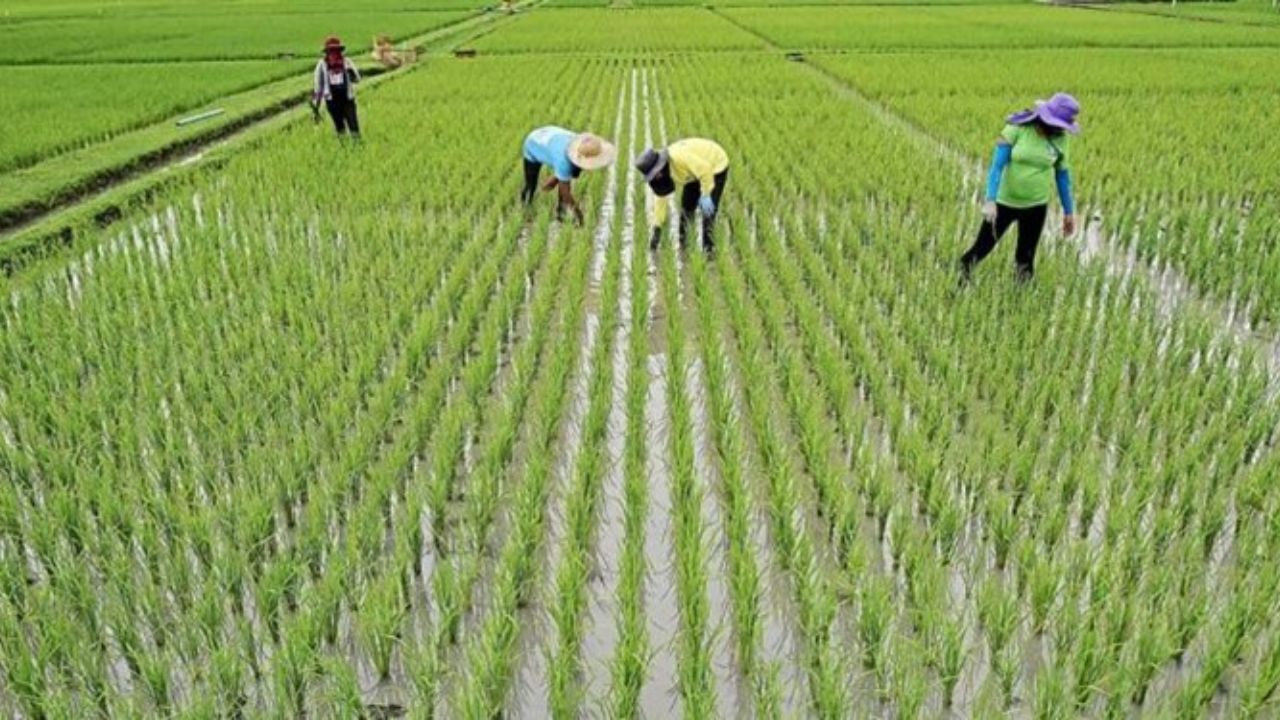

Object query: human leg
[1013,204,1049,281]
[960,204,1017,276]
[702,169,728,252]
[678,181,700,248]
[521,158,541,205]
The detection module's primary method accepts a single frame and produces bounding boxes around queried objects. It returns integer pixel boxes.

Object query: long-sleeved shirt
[985,123,1072,211]
[652,138,730,227]
[313,58,361,102]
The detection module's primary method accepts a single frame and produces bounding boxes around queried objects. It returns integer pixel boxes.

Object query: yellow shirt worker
[633,138,730,254]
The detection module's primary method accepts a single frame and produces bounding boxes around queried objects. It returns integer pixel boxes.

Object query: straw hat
[568,133,617,171]
[324,36,345,52]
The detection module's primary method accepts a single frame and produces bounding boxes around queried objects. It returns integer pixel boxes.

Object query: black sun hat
[634,148,674,196]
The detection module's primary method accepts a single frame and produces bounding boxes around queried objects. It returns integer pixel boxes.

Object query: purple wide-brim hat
[1008,92,1080,134]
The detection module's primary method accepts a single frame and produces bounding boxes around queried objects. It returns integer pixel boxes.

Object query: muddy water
[509,72,628,719]
[634,66,683,720]
[640,350,682,719]
[580,67,640,713]
[684,355,744,718]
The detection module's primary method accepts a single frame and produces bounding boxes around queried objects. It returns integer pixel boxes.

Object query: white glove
[981,201,998,224]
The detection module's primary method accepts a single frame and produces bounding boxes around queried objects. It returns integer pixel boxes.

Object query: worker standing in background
[633,138,729,254]
[960,92,1080,282]
[312,36,362,140]
[521,126,617,226]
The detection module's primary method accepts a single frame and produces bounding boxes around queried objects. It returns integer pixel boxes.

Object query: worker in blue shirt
[521,126,616,225]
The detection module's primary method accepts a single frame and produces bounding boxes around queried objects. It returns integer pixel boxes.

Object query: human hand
[1063,214,1076,237]
[698,195,716,218]
[981,201,998,224]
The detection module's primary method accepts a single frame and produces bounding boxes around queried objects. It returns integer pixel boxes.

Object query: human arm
[557,181,584,226]
[347,59,362,83]
[1056,167,1076,235]
[312,62,324,103]
[984,142,1012,203]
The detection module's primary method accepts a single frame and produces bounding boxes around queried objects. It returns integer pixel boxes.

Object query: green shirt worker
[960,93,1080,282]
[633,139,730,254]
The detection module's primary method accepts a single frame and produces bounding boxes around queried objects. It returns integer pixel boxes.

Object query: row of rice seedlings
[798,201,1278,712]
[345,214,560,706]
[608,176,653,717]
[653,227,718,717]
[687,250,788,714]
[452,232,594,717]
[405,217,572,714]
[0,56,616,715]
[662,55,955,694]
[1165,508,1280,716]
[46,204,521,715]
[733,214,971,715]
[742,141,1269,712]
[682,52,1278,713]
[800,204,1114,712]
[723,224,946,712]
[0,207,477,715]
[547,198,625,716]
[253,208,536,716]
[439,220,573,630]
[708,229,847,717]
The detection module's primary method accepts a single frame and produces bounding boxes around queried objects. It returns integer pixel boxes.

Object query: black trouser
[960,202,1047,280]
[520,158,542,205]
[325,96,360,136]
[679,168,729,251]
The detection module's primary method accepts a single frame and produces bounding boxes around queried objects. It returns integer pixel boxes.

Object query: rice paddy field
[2,0,1280,718]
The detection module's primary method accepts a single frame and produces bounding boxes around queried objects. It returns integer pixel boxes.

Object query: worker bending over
[521,126,617,226]
[634,138,729,254]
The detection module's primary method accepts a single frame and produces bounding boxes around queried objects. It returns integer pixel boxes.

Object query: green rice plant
[358,571,408,683]
[1238,628,1280,719]
[889,637,928,719]
[977,577,1019,668]
[209,644,249,717]
[934,612,967,709]
[1033,662,1071,720]
[270,634,313,718]
[321,656,366,719]
[857,575,894,673]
